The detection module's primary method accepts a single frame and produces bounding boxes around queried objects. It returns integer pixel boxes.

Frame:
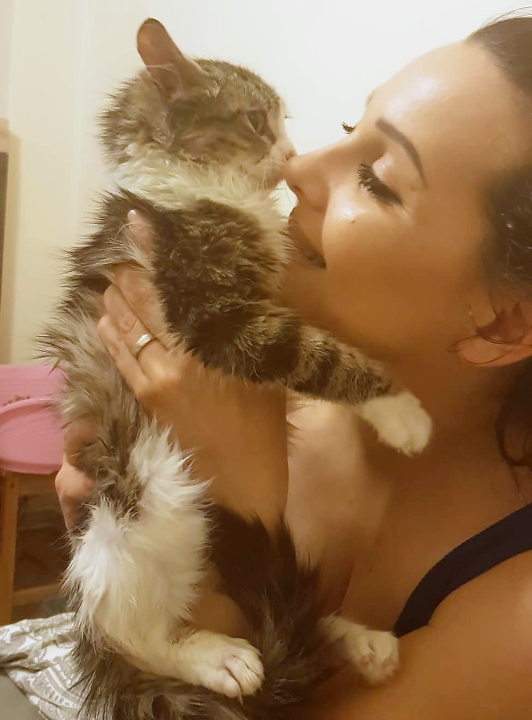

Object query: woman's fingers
[62,419,97,464]
[120,210,166,339]
[100,281,177,373]
[96,309,178,404]
[97,313,149,390]
[98,283,196,416]
[127,209,153,254]
[56,422,97,528]
[55,457,95,530]
[101,281,153,352]
[111,264,172,346]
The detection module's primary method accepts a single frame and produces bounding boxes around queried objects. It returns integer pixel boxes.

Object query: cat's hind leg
[138,629,264,699]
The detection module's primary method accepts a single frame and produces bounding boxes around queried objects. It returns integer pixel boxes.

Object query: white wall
[0,0,521,362]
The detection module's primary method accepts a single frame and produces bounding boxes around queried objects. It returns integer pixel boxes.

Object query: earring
[449,303,530,366]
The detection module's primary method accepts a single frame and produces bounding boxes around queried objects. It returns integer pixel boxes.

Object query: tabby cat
[41,18,427,720]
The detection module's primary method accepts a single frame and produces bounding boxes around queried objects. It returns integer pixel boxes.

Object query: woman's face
[285,41,530,363]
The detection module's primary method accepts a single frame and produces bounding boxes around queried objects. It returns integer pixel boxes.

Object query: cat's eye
[358,163,401,206]
[246,110,267,135]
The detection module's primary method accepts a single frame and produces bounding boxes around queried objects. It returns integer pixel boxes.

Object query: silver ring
[133,332,155,359]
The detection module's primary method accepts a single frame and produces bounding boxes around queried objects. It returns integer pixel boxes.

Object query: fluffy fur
[40,18,410,719]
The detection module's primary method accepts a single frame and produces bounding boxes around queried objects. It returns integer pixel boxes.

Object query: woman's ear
[454,299,532,366]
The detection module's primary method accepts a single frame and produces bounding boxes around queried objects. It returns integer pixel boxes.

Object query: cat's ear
[137,19,216,101]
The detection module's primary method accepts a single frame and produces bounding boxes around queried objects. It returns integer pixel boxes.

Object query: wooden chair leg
[0,472,19,625]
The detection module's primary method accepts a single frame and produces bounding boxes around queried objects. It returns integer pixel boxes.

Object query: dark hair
[469,16,532,470]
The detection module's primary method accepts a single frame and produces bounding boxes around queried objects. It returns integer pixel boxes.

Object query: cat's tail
[210,506,337,718]
[72,506,334,720]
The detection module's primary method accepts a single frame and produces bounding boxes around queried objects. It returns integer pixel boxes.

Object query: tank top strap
[393,503,532,638]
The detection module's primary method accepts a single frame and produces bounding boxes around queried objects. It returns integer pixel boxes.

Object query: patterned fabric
[0,614,81,720]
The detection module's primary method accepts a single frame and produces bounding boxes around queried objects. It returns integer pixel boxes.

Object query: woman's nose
[285,147,330,213]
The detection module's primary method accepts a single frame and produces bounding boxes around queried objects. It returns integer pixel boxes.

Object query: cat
[39,17,423,719]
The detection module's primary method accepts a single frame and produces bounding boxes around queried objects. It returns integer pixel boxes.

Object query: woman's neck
[355,348,532,516]
[388,349,516,440]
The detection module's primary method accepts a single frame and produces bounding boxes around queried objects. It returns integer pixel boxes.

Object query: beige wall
[0,0,518,362]
[0,0,15,119]
[1,1,87,361]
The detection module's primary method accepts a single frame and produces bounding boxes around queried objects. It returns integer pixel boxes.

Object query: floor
[13,491,68,622]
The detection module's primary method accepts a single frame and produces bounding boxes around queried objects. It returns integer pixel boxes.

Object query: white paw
[193,636,264,699]
[342,628,399,685]
[357,391,432,455]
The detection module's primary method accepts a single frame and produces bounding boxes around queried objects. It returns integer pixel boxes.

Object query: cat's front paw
[320,617,399,685]
[190,635,264,699]
[343,628,399,684]
[357,391,432,455]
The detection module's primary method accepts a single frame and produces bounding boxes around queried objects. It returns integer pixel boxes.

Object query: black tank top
[393,503,532,638]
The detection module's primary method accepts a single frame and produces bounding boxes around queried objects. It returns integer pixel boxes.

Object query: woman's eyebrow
[376,118,427,187]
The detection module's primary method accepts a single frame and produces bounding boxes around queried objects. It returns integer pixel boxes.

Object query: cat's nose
[278,137,296,162]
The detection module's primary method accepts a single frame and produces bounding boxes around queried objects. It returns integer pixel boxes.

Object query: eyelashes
[358,163,401,206]
[342,122,402,206]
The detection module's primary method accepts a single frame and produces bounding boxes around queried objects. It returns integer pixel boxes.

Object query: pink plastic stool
[0,364,64,474]
[0,364,65,625]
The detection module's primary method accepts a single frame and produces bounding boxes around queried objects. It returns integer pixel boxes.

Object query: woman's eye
[357,163,401,206]
[246,110,267,135]
[342,122,357,135]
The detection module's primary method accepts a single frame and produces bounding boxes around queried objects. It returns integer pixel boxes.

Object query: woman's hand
[55,420,96,529]
[96,211,289,527]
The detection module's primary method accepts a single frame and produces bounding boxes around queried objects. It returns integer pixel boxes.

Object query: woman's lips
[286,212,326,268]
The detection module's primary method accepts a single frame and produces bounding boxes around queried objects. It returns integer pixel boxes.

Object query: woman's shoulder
[433,545,532,644]
[407,549,532,715]
[306,549,532,720]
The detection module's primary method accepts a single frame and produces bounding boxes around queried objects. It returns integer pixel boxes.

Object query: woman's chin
[286,212,326,269]
[280,258,334,330]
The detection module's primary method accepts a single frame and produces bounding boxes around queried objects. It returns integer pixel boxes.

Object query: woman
[56,16,532,718]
